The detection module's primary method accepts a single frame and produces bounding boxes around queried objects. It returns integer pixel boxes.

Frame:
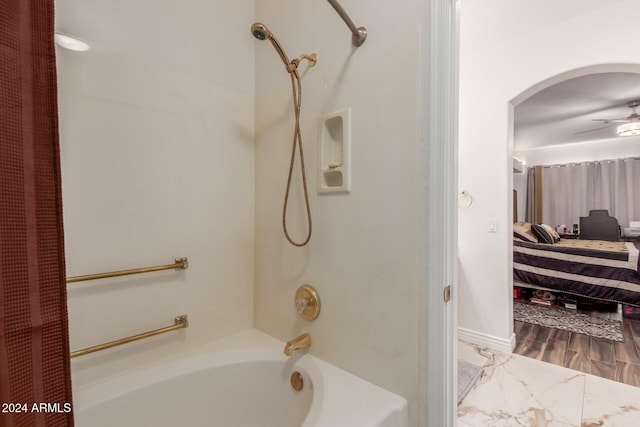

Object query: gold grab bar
[67,257,189,283]
[70,315,189,358]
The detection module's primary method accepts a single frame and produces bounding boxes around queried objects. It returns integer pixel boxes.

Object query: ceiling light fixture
[617,122,640,137]
[54,33,90,51]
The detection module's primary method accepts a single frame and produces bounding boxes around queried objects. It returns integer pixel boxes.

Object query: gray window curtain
[540,158,640,228]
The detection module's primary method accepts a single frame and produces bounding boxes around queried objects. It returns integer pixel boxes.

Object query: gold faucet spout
[283,333,311,356]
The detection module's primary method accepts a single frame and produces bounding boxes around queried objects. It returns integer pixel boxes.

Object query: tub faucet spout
[284,333,311,356]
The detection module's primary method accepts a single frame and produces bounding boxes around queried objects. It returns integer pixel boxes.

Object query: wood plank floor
[514,315,640,387]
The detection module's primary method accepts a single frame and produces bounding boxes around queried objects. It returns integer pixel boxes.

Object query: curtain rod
[326,0,367,46]
[539,156,640,168]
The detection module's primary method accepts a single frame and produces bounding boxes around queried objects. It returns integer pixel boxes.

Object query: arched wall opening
[506,63,640,332]
[458,0,640,352]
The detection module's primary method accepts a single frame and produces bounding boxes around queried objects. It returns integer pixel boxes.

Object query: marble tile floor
[458,341,640,426]
[513,315,640,387]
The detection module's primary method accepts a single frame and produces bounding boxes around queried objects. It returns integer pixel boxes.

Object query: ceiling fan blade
[592,118,630,123]
[574,125,614,135]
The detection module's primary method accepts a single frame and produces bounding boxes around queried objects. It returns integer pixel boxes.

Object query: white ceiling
[460,0,619,55]
[514,72,640,150]
[459,0,640,152]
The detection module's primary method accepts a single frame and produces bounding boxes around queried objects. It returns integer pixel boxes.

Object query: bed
[513,237,640,307]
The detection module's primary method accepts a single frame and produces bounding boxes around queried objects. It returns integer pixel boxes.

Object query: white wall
[253,1,427,425]
[56,0,255,386]
[459,0,640,348]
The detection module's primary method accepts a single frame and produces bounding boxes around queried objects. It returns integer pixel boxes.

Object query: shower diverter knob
[295,285,320,321]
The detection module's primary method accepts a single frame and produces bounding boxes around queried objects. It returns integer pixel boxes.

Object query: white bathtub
[73,329,408,427]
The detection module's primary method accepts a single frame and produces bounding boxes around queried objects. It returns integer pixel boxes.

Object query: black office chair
[579,210,620,241]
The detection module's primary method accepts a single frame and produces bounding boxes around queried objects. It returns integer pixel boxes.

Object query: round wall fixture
[295,285,320,321]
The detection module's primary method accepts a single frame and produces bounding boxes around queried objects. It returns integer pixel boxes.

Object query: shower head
[251,22,317,75]
[250,22,291,68]
[251,23,271,41]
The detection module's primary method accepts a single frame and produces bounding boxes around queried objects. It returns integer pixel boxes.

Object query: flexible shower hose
[282,70,312,247]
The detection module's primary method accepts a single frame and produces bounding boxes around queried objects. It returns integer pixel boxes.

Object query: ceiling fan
[575,101,640,136]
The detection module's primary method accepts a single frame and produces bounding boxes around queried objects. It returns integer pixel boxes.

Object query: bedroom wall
[513,172,527,222]
[459,0,640,350]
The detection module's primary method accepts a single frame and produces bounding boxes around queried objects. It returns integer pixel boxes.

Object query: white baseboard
[458,327,516,354]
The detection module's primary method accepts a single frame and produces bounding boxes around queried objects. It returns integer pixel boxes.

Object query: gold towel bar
[70,315,189,358]
[67,257,189,283]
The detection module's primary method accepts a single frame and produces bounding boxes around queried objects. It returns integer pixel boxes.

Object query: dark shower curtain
[0,1,74,426]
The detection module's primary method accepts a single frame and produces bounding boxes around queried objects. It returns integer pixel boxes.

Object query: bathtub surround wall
[57,1,433,424]
[254,1,428,425]
[56,0,255,386]
[459,0,640,350]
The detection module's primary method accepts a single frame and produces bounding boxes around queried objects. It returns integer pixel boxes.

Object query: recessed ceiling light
[54,33,90,51]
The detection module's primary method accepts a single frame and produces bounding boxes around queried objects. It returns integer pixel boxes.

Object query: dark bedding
[513,238,640,307]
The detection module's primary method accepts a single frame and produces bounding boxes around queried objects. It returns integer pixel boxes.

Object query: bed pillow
[531,224,554,244]
[513,222,538,243]
[540,223,561,242]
